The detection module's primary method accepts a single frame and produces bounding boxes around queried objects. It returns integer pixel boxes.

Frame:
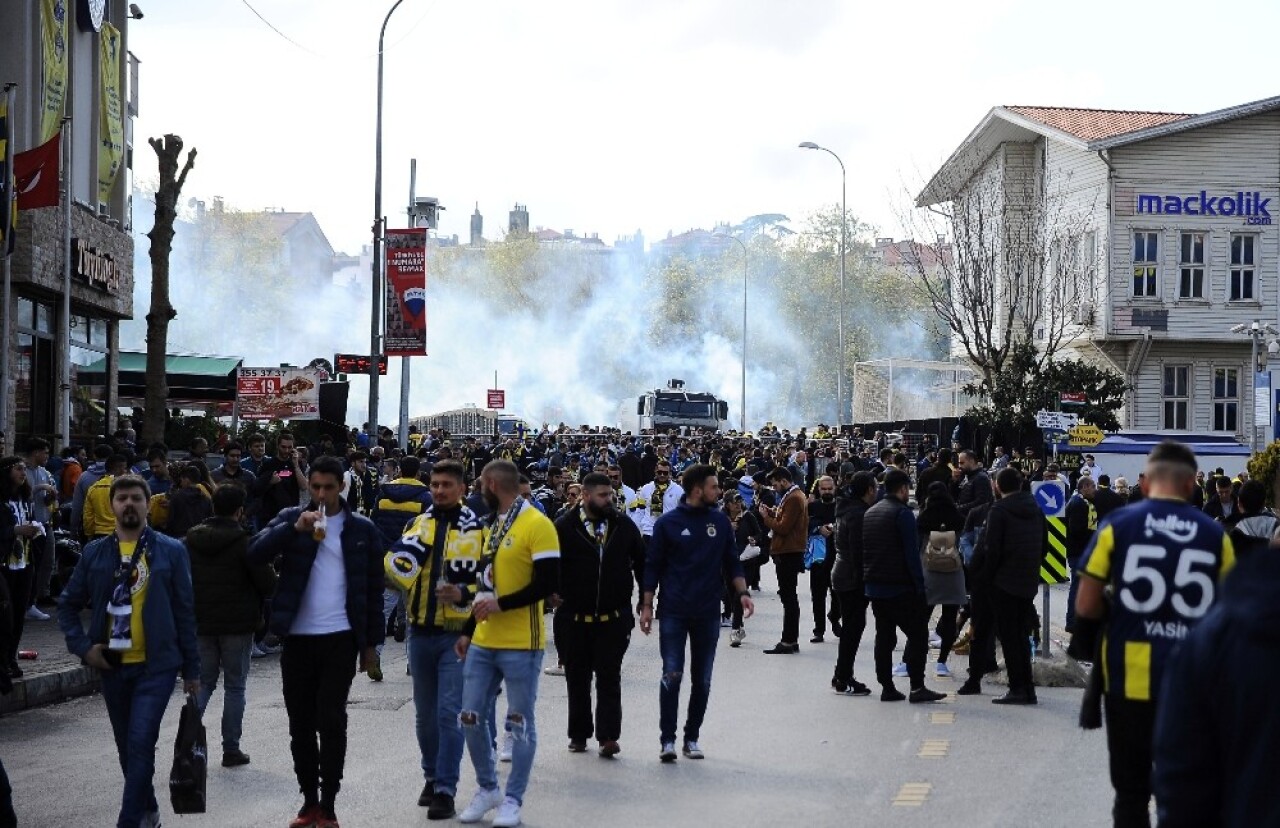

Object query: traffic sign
[1067,424,1104,447]
[1060,392,1087,405]
[1042,517,1069,584]
[1032,480,1067,517]
[486,389,505,409]
[1035,410,1079,431]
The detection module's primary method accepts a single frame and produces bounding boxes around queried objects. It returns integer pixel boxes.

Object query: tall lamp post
[1231,319,1279,455]
[712,233,748,430]
[799,141,847,425]
[369,0,411,442]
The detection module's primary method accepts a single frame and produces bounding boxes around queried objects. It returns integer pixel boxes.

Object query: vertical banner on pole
[97,22,124,204]
[40,0,68,143]
[384,228,427,357]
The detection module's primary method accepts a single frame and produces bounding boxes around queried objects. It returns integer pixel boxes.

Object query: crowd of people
[0,421,1274,827]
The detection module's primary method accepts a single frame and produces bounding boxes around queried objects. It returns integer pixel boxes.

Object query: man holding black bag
[57,474,201,828]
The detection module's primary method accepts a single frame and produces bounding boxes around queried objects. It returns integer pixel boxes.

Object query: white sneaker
[499,732,514,762]
[936,662,952,678]
[892,662,909,677]
[458,787,503,823]
[729,628,746,647]
[24,606,49,621]
[682,741,704,760]
[492,795,522,828]
[251,643,268,659]
[543,663,564,676]
[929,633,942,648]
[140,812,162,828]
[659,741,677,763]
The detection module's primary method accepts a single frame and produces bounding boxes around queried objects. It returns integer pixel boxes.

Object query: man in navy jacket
[247,456,385,828]
[639,464,753,764]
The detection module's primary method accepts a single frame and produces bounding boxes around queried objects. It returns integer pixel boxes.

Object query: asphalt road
[0,580,1112,828]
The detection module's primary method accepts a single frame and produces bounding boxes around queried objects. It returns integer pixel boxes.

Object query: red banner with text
[385,228,427,357]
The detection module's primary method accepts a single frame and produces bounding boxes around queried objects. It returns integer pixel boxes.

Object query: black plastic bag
[169,693,207,813]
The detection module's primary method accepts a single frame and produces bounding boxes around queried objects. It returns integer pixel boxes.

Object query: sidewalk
[1,608,100,716]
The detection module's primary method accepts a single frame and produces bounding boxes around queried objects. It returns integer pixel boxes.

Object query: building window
[1179,232,1205,298]
[1133,231,1158,297]
[1230,234,1255,301]
[1163,365,1189,430]
[1213,367,1239,431]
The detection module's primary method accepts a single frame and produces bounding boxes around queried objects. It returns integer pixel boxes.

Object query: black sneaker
[762,642,799,654]
[909,687,947,703]
[810,635,825,644]
[221,750,251,767]
[957,679,983,696]
[992,690,1038,705]
[426,792,455,820]
[418,782,433,807]
[880,686,906,702]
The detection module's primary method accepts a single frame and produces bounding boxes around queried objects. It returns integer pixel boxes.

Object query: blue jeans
[196,633,254,752]
[409,629,465,796]
[658,614,720,745]
[379,589,407,658]
[101,663,179,828]
[460,646,543,805]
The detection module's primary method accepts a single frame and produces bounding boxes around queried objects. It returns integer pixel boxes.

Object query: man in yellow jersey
[455,460,560,828]
[58,475,201,828]
[384,459,483,820]
[1075,440,1234,828]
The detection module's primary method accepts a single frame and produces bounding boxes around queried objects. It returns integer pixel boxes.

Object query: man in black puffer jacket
[186,485,278,768]
[960,466,1046,703]
[246,456,385,828]
[553,473,646,757]
[830,470,876,696]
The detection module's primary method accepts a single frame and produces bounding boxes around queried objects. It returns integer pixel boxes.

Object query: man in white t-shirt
[248,456,386,828]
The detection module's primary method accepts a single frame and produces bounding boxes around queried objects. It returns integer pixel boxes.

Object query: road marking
[917,739,950,758]
[892,782,933,807]
[930,711,956,725]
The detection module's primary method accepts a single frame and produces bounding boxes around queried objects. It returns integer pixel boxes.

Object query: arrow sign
[1032,481,1067,518]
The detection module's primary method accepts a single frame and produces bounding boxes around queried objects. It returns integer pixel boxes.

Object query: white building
[920,97,1280,446]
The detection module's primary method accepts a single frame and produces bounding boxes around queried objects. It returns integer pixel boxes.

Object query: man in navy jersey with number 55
[1075,440,1234,828]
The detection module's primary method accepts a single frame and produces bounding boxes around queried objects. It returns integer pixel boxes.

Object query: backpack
[924,530,961,573]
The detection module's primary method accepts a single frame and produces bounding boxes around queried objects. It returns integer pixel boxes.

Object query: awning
[77,351,243,403]
[1053,432,1249,457]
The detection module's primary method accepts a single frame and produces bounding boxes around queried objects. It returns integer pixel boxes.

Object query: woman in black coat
[915,481,968,678]
[723,492,762,647]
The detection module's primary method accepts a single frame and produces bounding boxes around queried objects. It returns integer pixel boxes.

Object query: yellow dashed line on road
[892,782,933,806]
[930,711,956,725]
[917,739,950,758]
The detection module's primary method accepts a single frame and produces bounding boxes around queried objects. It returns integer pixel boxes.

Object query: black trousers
[832,588,869,685]
[931,604,960,662]
[555,613,631,743]
[774,553,804,644]
[965,589,999,679]
[870,592,929,688]
[991,588,1034,693]
[280,631,358,806]
[1104,696,1156,828]
[0,568,32,666]
[809,556,839,637]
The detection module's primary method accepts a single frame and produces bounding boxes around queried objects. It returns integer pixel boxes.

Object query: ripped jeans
[658,613,721,746]
[459,645,543,805]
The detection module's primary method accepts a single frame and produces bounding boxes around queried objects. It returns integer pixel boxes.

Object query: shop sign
[1136,191,1272,224]
[73,237,121,293]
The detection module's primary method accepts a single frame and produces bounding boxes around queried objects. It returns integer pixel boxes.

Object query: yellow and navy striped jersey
[384,504,484,632]
[1079,496,1234,702]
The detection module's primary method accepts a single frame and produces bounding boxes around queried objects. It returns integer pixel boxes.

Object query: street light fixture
[712,232,749,431]
[368,0,412,443]
[799,141,847,425]
[1230,319,1279,455]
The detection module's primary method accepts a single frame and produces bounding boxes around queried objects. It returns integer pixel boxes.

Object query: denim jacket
[56,529,201,680]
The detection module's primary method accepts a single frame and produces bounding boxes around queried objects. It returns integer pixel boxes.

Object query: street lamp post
[1232,319,1279,455]
[800,141,847,425]
[369,0,410,443]
[713,233,748,430]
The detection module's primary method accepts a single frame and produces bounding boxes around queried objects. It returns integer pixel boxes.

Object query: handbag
[169,692,208,814]
[804,534,827,570]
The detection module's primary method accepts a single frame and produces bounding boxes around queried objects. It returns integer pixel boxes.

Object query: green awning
[78,351,243,403]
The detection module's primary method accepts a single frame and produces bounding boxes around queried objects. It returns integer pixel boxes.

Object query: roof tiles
[1005,105,1195,142]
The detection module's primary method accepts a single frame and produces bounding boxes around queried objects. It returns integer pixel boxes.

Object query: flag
[14,132,60,210]
[1,95,15,257]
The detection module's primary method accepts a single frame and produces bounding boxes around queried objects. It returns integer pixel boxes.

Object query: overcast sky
[130,0,1280,254]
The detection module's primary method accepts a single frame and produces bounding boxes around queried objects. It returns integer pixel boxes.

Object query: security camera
[129,4,144,19]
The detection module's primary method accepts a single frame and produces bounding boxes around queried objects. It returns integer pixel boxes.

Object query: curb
[0,665,101,715]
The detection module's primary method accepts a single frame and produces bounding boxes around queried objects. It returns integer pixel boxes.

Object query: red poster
[385,228,427,357]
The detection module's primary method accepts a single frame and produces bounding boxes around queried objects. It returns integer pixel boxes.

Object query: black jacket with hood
[971,491,1045,600]
[185,516,278,636]
[1153,550,1280,828]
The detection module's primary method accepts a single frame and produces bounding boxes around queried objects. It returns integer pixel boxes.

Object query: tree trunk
[142,135,196,448]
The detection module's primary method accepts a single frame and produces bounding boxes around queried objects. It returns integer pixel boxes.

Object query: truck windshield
[654,398,713,419]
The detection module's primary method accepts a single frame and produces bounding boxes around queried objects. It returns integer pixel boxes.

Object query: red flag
[14,132,60,210]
